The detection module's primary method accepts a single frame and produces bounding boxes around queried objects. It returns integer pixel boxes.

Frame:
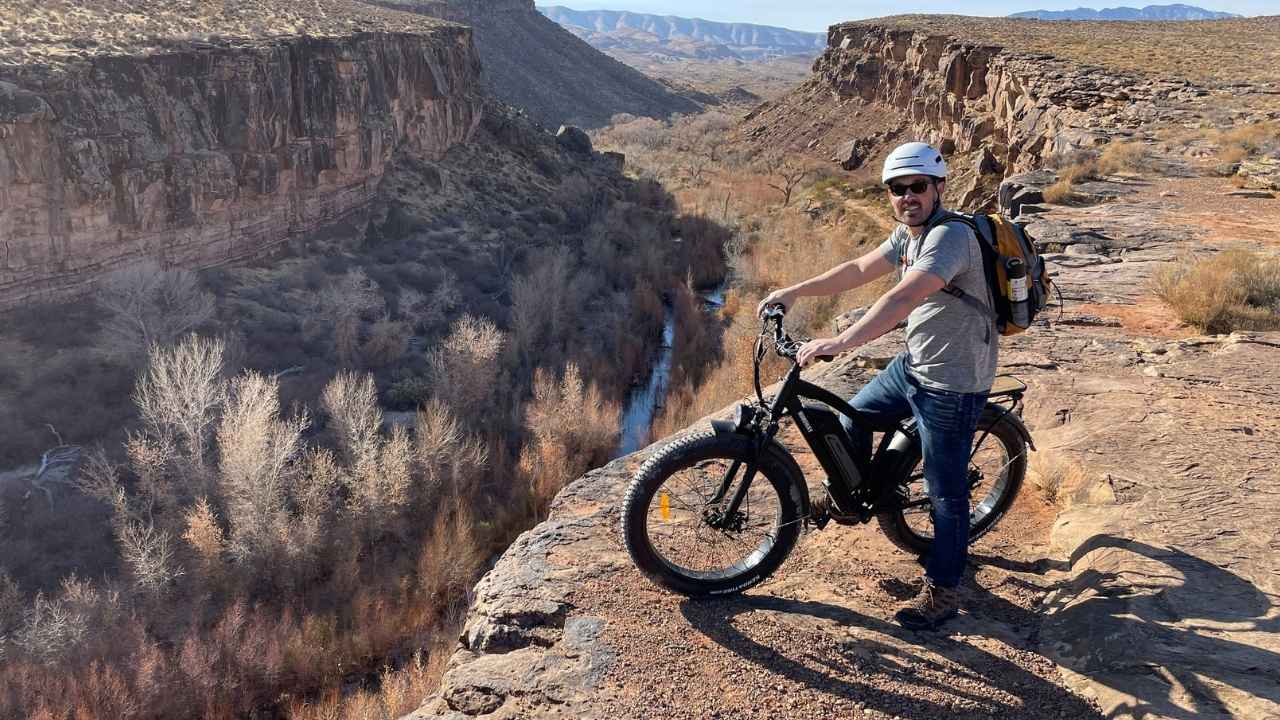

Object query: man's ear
[935,179,946,195]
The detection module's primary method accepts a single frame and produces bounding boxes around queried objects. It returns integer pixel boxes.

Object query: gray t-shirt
[877,208,997,394]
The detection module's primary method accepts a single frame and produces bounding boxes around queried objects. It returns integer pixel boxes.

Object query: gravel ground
[566,427,1104,720]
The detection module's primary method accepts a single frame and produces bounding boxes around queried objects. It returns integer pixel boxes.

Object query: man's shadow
[993,535,1280,719]
[679,594,1101,718]
[679,534,1278,719]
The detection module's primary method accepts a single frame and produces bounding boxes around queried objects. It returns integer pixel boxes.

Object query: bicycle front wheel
[621,430,803,597]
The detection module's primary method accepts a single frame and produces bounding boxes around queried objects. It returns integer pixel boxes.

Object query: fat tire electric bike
[621,306,1034,597]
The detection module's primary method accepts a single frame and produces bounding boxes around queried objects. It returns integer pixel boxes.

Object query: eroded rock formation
[0,28,482,307]
[741,21,1211,206]
[818,23,1205,173]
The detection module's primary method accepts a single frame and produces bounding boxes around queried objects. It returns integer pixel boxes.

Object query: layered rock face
[0,28,481,307]
[817,23,1207,174]
[736,21,1214,205]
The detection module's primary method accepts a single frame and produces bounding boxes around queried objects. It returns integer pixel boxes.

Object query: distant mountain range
[537,6,826,61]
[1010,3,1240,20]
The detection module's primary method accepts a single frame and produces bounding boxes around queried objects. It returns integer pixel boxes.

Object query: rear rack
[989,374,1027,399]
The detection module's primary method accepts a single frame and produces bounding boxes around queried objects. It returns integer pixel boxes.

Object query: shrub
[1214,120,1280,163]
[1153,250,1280,334]
[1027,449,1090,506]
[97,260,216,358]
[519,363,619,517]
[1096,140,1152,174]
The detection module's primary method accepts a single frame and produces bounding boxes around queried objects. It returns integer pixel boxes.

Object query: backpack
[923,213,1054,336]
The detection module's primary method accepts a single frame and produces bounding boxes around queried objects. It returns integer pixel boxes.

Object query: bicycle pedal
[811,496,859,529]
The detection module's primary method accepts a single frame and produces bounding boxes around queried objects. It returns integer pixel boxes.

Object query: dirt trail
[413,153,1280,720]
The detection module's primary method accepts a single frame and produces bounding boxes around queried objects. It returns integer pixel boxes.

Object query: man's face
[887,174,943,226]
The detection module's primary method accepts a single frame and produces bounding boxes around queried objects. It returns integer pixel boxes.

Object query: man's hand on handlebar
[756,289,797,318]
[797,337,846,368]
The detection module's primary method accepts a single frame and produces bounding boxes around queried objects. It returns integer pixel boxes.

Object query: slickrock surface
[0,0,482,307]
[413,142,1280,719]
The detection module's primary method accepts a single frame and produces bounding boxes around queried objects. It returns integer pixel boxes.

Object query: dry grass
[1152,250,1280,334]
[1042,140,1154,205]
[1212,121,1280,164]
[1027,449,1091,506]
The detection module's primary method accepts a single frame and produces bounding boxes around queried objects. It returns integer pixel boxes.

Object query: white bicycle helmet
[882,142,947,184]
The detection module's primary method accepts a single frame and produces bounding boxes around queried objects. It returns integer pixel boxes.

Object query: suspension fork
[713,365,797,518]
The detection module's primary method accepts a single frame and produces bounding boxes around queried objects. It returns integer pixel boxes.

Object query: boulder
[1000,170,1055,216]
[1237,157,1280,190]
[556,125,593,155]
[835,136,876,171]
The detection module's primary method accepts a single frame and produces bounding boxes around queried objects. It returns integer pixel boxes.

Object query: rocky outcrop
[0,28,482,307]
[816,23,1207,175]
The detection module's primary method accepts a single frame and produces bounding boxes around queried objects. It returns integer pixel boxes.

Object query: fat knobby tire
[877,416,1027,555]
[621,430,804,597]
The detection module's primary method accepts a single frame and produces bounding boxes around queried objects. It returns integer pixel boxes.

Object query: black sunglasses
[887,180,932,197]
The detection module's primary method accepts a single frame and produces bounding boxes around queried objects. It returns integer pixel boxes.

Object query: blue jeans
[839,353,987,588]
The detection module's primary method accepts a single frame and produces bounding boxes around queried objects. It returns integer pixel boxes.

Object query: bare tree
[118,521,183,595]
[761,154,810,207]
[216,372,308,562]
[320,371,417,521]
[97,260,216,357]
[427,315,505,422]
[134,335,226,468]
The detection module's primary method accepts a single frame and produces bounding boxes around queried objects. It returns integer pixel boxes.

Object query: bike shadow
[678,592,1101,718]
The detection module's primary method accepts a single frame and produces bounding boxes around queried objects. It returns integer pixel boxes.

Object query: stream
[614,284,727,457]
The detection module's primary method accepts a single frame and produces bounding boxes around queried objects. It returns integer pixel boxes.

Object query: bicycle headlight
[733,403,757,432]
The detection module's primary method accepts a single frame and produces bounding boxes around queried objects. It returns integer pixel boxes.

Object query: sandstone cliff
[740,20,1209,206]
[370,0,703,129]
[0,19,481,308]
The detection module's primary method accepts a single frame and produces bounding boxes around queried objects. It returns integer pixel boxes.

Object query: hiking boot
[894,580,960,630]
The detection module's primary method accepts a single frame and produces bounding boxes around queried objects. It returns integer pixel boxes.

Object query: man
[755,142,996,630]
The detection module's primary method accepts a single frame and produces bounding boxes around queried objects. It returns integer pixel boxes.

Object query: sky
[542,1,1268,32]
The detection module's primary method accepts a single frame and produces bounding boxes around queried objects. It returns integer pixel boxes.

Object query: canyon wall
[0,28,482,307]
[816,22,1206,173]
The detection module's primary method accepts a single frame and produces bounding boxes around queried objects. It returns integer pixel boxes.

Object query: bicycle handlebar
[758,305,832,363]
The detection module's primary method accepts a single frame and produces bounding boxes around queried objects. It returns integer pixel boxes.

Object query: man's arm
[757,248,895,316]
[791,248,895,298]
[796,269,945,366]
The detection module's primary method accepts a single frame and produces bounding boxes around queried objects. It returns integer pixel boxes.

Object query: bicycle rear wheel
[877,415,1026,555]
[621,430,803,597]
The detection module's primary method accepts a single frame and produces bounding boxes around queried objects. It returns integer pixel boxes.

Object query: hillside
[368,0,703,128]
[1010,4,1239,20]
[538,7,825,60]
